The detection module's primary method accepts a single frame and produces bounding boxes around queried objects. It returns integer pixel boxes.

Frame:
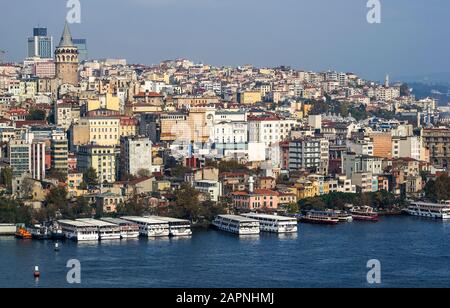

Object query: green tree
[83,167,98,186]
[0,167,13,193]
[424,174,450,202]
[26,109,46,121]
[170,183,201,221]
[0,198,32,224]
[73,197,92,218]
[285,202,299,214]
[137,168,151,178]
[47,168,67,182]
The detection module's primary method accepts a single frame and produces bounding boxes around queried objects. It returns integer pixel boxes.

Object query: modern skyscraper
[27,27,53,59]
[55,22,79,85]
[73,39,88,62]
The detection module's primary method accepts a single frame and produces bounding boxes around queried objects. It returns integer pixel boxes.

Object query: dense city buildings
[0,20,446,220]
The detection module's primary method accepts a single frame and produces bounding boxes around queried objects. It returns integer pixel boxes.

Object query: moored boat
[300,211,339,225]
[29,225,50,240]
[212,215,260,235]
[406,202,450,220]
[350,206,379,222]
[15,226,32,239]
[49,222,65,240]
[325,209,353,222]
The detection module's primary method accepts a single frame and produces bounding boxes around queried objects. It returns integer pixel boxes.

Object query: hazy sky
[1,0,448,80]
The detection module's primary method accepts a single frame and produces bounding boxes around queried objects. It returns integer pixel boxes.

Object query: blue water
[1,216,450,288]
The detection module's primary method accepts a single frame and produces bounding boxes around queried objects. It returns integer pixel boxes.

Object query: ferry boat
[28,225,50,240]
[145,216,192,237]
[76,218,121,240]
[212,215,260,235]
[406,202,450,219]
[300,211,339,225]
[326,210,353,222]
[15,226,32,239]
[350,206,379,222]
[58,220,99,241]
[240,213,297,233]
[100,217,140,239]
[121,216,170,237]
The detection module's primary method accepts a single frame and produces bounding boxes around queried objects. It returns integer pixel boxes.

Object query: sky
[0,0,449,81]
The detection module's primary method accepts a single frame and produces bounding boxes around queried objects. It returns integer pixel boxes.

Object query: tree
[45,186,72,219]
[424,174,450,202]
[116,197,146,217]
[21,177,35,200]
[137,168,151,178]
[285,203,299,214]
[0,167,13,193]
[83,167,98,186]
[73,197,92,218]
[47,168,67,182]
[0,198,32,225]
[26,109,46,121]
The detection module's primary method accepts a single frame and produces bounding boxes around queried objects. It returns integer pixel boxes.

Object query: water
[1,216,450,288]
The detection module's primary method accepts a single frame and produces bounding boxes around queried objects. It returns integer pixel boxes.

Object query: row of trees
[298,191,403,212]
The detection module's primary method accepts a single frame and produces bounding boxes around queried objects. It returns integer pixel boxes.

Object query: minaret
[385,74,390,88]
[55,22,78,85]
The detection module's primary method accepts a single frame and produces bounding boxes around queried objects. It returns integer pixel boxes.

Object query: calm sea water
[1,216,450,288]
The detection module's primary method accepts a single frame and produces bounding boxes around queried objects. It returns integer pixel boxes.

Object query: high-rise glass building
[27,27,53,59]
[73,38,88,62]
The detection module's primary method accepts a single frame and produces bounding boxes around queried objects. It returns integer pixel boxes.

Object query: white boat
[58,220,99,242]
[240,213,297,233]
[145,216,192,237]
[76,218,121,240]
[212,215,260,235]
[121,216,170,237]
[100,217,140,239]
[406,202,450,219]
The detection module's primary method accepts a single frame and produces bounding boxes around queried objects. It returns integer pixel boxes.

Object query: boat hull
[406,210,450,220]
[212,222,260,235]
[300,218,338,225]
[352,215,379,222]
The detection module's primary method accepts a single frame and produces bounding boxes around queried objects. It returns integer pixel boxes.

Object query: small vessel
[15,226,32,239]
[29,225,50,240]
[350,206,379,222]
[49,223,65,240]
[300,211,339,225]
[54,243,60,251]
[406,202,450,219]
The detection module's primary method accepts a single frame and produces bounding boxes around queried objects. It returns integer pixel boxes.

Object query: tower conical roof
[58,21,74,47]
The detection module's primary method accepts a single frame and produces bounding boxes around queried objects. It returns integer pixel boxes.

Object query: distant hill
[408,82,450,106]
[396,72,450,85]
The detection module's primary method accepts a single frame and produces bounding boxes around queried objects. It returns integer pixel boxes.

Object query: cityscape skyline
[1,0,449,81]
